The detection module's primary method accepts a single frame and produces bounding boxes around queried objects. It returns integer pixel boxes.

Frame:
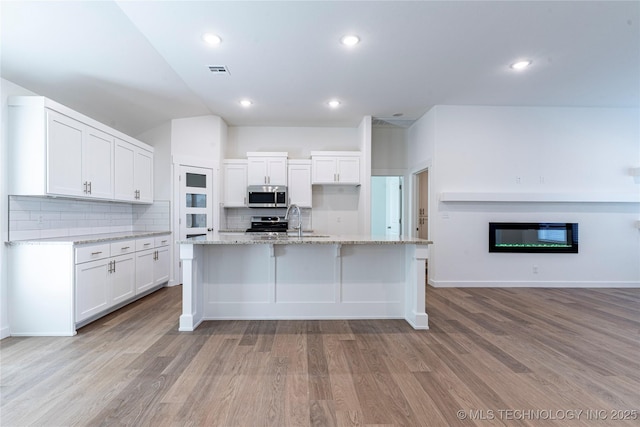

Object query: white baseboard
[429,280,640,288]
[0,326,11,340]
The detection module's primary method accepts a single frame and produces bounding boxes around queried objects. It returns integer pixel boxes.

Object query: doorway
[178,165,214,241]
[416,170,428,239]
[371,176,403,236]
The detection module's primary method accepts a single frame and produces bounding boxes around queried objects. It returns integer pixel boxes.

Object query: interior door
[386,177,402,236]
[179,166,214,241]
[416,170,429,239]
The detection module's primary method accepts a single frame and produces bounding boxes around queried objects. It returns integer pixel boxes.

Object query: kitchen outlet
[516,176,521,184]
[532,265,539,274]
[336,216,341,223]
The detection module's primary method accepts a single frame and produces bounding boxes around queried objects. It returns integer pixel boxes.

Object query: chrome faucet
[285,204,303,238]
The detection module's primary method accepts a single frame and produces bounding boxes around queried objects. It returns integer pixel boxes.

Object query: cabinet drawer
[75,243,111,264]
[155,235,171,248]
[136,237,155,252]
[110,239,135,255]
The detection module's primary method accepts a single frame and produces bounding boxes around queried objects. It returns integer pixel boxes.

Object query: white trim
[430,280,640,288]
[439,192,640,203]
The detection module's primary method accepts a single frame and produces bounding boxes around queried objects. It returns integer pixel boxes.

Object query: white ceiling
[2,1,638,136]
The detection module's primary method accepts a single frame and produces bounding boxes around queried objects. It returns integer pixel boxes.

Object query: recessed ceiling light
[202,33,222,46]
[240,99,252,107]
[510,60,532,70]
[328,100,341,108]
[340,35,360,46]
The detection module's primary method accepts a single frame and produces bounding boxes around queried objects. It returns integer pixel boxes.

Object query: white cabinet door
[114,138,136,201]
[311,157,337,184]
[266,158,287,185]
[247,158,269,185]
[135,249,155,294]
[288,162,312,207]
[247,156,287,185]
[114,139,153,203]
[336,157,360,184]
[311,154,360,184]
[111,253,136,305]
[47,110,84,197]
[75,258,111,322]
[223,161,247,207]
[154,246,170,286]
[135,148,153,203]
[46,111,115,199]
[84,126,114,199]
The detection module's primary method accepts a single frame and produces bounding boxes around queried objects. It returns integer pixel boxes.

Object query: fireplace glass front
[489,222,579,253]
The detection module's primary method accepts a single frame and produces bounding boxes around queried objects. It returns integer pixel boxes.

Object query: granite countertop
[179,234,432,246]
[7,230,171,246]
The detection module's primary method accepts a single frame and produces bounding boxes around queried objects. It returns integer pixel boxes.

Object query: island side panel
[340,244,405,317]
[405,244,429,329]
[8,244,75,336]
[204,244,272,318]
[179,243,204,331]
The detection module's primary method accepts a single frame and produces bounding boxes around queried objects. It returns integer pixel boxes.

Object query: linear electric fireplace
[489,222,579,253]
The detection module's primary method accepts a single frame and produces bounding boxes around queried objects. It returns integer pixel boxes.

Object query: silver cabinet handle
[113,259,116,273]
[144,243,151,246]
[91,251,102,255]
[88,181,92,194]
[122,246,130,250]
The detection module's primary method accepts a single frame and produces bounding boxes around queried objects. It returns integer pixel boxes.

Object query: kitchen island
[178,234,431,331]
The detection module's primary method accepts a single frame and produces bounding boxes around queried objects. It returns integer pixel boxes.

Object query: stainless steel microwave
[247,185,287,208]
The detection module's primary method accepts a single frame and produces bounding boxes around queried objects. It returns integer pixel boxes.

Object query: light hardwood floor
[1,285,639,426]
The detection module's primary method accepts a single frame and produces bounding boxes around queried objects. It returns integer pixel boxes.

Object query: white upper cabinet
[46,110,84,197]
[311,151,361,185]
[115,138,153,203]
[247,152,287,186]
[46,110,114,199]
[287,160,312,207]
[84,126,115,199]
[8,96,152,203]
[223,160,248,207]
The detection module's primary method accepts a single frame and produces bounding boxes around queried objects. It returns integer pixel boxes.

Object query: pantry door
[179,166,214,241]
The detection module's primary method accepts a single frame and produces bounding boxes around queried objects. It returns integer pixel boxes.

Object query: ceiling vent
[208,65,229,74]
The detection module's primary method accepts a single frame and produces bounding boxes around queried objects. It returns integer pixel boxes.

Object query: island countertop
[178,234,432,245]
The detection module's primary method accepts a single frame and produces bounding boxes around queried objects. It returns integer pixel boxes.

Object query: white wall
[1,79,38,338]
[372,126,407,175]
[408,105,640,287]
[138,121,172,201]
[226,126,359,158]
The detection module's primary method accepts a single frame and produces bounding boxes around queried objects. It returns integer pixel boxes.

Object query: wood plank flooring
[1,286,639,426]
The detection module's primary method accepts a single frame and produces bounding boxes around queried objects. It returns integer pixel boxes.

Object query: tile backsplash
[8,196,170,241]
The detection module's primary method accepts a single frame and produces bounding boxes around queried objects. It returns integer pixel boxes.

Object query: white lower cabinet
[111,253,136,305]
[154,238,171,286]
[135,236,171,294]
[7,232,172,336]
[75,239,137,323]
[135,248,155,294]
[75,257,111,323]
